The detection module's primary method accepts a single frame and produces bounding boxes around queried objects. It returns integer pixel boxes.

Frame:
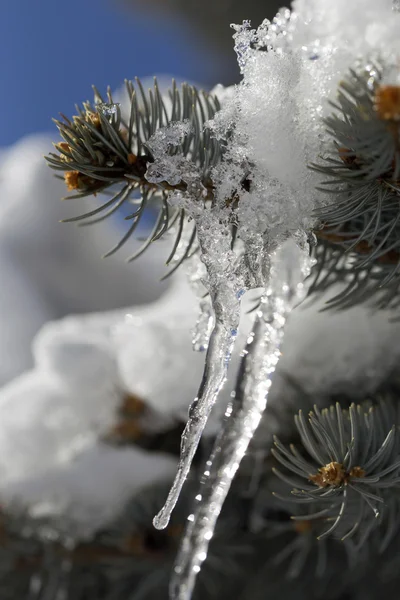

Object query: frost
[211,2,400,254]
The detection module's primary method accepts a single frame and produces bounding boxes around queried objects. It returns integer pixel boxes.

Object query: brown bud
[309,462,346,487]
[64,171,81,191]
[375,85,400,121]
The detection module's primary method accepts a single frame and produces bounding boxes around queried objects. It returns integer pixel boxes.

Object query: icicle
[170,235,313,599]
[153,211,243,530]
[153,319,238,531]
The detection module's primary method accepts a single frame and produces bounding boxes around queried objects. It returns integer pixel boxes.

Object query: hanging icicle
[170,235,314,600]
[153,212,244,530]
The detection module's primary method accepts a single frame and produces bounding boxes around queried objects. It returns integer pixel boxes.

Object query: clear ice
[170,237,314,600]
[153,213,243,529]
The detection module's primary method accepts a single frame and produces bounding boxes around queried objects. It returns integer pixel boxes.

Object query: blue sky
[0,1,227,147]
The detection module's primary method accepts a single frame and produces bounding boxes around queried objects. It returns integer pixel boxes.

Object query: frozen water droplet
[363,63,380,90]
[97,102,120,117]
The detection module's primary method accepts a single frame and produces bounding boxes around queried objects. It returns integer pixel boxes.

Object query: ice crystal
[184,248,214,352]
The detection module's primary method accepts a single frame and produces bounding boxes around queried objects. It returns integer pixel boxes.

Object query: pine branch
[46,79,224,266]
[308,236,400,311]
[310,63,400,308]
[271,397,400,546]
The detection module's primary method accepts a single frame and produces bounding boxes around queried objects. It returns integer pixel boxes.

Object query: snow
[114,289,206,417]
[0,275,208,535]
[209,1,400,248]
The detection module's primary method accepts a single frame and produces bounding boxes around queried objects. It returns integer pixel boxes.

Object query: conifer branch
[310,63,400,308]
[272,398,400,545]
[46,79,224,265]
